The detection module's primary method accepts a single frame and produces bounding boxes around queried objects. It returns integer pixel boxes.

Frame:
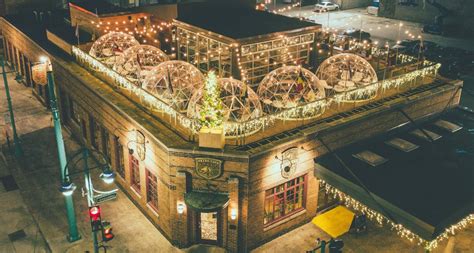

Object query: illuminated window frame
[240,33,314,86]
[176,27,232,77]
[114,136,125,179]
[263,175,307,226]
[130,154,141,193]
[146,169,158,212]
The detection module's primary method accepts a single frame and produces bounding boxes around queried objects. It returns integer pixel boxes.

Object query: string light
[320,180,473,251]
[73,44,440,138]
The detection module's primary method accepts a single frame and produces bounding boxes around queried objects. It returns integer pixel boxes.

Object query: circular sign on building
[280,147,298,179]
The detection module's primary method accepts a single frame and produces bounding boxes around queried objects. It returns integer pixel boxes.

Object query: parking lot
[282,6,474,52]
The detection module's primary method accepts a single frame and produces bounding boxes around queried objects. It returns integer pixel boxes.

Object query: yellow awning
[312,205,355,238]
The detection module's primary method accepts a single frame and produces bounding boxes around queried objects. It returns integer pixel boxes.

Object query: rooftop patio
[72,41,441,146]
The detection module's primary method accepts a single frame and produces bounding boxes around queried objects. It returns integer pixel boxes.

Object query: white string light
[320,180,473,251]
[73,30,440,139]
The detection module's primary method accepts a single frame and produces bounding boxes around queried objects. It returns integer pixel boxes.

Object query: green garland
[199,71,224,128]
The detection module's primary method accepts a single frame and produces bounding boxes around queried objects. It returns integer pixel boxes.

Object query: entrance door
[198,212,218,244]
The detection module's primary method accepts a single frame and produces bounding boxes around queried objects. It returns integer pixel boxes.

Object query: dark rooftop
[69,0,129,15]
[3,13,72,59]
[315,107,474,240]
[48,24,93,45]
[4,12,92,50]
[176,3,320,40]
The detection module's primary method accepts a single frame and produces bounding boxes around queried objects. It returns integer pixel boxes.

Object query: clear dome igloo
[187,78,263,137]
[89,32,140,66]
[142,61,204,112]
[113,45,169,83]
[315,53,378,101]
[257,66,326,120]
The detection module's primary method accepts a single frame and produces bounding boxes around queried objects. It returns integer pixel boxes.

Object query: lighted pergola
[142,60,204,113]
[113,45,169,84]
[257,66,326,119]
[89,32,140,66]
[188,78,262,137]
[315,53,378,102]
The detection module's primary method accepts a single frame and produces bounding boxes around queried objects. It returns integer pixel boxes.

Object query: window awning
[184,191,230,213]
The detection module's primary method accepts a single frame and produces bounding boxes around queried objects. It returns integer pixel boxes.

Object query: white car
[314,2,340,12]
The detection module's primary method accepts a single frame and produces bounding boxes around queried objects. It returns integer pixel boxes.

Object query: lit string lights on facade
[320,180,474,251]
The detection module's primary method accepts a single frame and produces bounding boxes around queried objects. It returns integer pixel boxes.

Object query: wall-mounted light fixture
[127,129,148,160]
[230,208,237,220]
[177,203,185,214]
[275,147,299,179]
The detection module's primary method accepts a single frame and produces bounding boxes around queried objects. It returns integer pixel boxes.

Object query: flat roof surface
[316,108,474,238]
[4,12,92,48]
[176,3,319,40]
[69,0,129,15]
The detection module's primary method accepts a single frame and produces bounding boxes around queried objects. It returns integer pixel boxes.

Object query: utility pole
[1,55,23,158]
[82,149,99,253]
[46,60,81,242]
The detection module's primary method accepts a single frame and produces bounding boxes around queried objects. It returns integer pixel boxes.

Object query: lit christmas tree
[199,71,224,128]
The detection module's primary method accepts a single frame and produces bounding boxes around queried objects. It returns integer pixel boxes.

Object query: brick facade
[0,15,462,253]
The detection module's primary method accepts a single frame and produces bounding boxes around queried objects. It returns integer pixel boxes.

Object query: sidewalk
[0,152,50,253]
[252,213,474,253]
[0,66,181,252]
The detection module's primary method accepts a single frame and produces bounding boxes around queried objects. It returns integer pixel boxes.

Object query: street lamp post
[44,57,81,242]
[383,42,390,80]
[1,55,23,158]
[82,149,99,252]
[60,147,116,253]
[396,22,403,65]
[327,10,330,28]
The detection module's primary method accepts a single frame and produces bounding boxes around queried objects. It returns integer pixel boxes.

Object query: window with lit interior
[114,136,125,179]
[146,169,158,212]
[130,155,140,193]
[264,175,306,225]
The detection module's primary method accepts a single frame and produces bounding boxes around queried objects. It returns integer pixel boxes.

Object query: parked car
[314,2,340,12]
[422,23,444,36]
[343,28,371,42]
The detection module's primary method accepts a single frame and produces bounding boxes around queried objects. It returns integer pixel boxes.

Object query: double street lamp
[42,56,116,251]
[59,148,116,198]
[59,147,117,253]
[41,56,82,242]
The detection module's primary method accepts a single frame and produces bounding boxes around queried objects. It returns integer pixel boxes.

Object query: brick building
[0,1,471,252]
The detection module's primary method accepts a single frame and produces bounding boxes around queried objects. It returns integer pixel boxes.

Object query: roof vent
[434,120,462,133]
[385,138,419,152]
[410,129,441,141]
[353,150,388,167]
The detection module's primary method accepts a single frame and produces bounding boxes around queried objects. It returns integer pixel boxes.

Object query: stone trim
[263,209,307,232]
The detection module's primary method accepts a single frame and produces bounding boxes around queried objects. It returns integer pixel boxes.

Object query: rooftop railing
[72,46,440,139]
